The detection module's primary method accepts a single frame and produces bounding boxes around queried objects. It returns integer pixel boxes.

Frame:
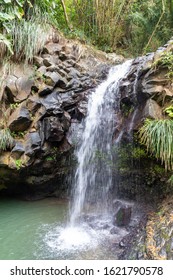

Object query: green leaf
[15,0,23,7]
[14,7,24,19]
[0,12,15,21]
[3,0,12,3]
[0,33,13,54]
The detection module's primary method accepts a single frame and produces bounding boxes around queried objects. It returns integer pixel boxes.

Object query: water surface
[0,197,121,260]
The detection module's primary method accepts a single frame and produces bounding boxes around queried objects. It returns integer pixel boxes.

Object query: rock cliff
[0,32,123,198]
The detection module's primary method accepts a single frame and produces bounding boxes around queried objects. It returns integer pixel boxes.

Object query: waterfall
[70,60,133,225]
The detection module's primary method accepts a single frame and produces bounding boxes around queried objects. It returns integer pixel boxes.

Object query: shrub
[139,119,173,171]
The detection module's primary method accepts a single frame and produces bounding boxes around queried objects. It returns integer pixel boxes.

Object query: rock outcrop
[0,32,123,198]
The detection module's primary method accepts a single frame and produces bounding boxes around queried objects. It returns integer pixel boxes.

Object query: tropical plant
[164,105,173,118]
[0,128,14,152]
[139,119,173,171]
[0,0,52,62]
[10,17,49,62]
[0,0,25,56]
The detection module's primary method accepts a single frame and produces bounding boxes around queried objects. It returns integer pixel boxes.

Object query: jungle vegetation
[0,0,173,61]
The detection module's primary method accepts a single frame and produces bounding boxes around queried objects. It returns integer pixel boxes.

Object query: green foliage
[0,0,25,57]
[131,147,147,159]
[10,103,19,110]
[11,131,25,138]
[0,33,13,54]
[10,18,49,62]
[0,0,51,62]
[153,51,173,79]
[139,119,173,171]
[94,143,148,172]
[45,155,56,162]
[15,159,22,170]
[0,128,14,152]
[1,0,173,59]
[164,105,173,118]
[58,0,173,56]
[121,103,134,117]
[153,164,165,174]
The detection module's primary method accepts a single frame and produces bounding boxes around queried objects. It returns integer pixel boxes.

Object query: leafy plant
[131,147,147,159]
[0,0,25,57]
[153,51,173,79]
[11,131,25,138]
[164,105,173,118]
[139,119,173,171]
[0,0,51,62]
[15,159,22,170]
[0,128,14,151]
[0,33,13,55]
[10,103,19,110]
[45,155,56,162]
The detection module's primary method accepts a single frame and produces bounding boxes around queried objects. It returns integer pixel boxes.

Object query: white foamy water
[46,225,98,251]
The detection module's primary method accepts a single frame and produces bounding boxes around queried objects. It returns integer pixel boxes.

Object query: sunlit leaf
[0,12,15,21]
[0,33,13,54]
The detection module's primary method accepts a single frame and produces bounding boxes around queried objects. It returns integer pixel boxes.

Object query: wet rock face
[113,200,132,227]
[117,41,173,135]
[0,33,122,198]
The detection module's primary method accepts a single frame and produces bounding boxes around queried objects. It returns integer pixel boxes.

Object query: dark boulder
[5,75,18,103]
[114,205,132,227]
[42,116,64,142]
[8,106,32,132]
[11,142,25,159]
[25,132,42,156]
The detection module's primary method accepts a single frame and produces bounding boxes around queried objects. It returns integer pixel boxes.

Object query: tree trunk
[60,0,73,30]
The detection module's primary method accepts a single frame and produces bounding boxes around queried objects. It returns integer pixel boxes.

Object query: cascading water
[43,60,134,259]
[70,60,133,225]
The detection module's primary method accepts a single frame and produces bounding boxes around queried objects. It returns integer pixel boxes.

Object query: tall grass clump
[0,128,14,152]
[10,17,50,63]
[0,0,52,63]
[139,119,173,171]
